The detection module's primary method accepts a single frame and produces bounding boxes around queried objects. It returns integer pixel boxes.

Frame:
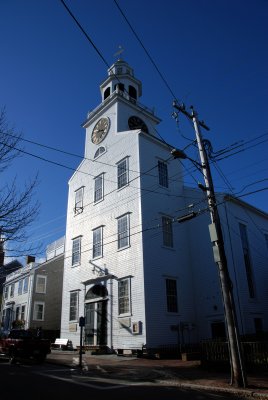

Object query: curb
[46,356,268,399]
[159,380,268,399]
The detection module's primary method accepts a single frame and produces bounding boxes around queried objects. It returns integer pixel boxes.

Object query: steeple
[100,59,142,102]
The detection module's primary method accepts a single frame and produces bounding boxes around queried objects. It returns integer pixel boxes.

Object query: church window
[114,83,124,93]
[118,278,131,315]
[239,223,255,298]
[69,291,79,321]
[117,157,129,189]
[166,279,178,313]
[158,160,169,188]
[92,226,103,259]
[94,146,106,159]
[94,174,103,203]
[104,87,110,100]
[162,216,173,248]
[72,236,81,266]
[128,85,137,100]
[117,214,130,250]
[74,187,84,214]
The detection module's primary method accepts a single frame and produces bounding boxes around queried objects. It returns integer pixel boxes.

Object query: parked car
[0,329,51,363]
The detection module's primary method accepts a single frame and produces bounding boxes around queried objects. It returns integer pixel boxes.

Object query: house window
[15,306,20,320]
[117,214,130,250]
[23,276,29,293]
[72,236,81,266]
[74,187,84,214]
[10,283,14,298]
[94,174,104,203]
[166,279,178,313]
[93,227,103,259]
[33,302,45,321]
[117,157,129,189]
[36,275,47,293]
[162,216,173,248]
[21,305,25,321]
[158,160,169,188]
[118,278,131,315]
[18,279,23,295]
[69,291,79,321]
[239,223,255,298]
[4,286,8,299]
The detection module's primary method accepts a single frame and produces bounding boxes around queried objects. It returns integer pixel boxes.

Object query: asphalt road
[0,359,246,400]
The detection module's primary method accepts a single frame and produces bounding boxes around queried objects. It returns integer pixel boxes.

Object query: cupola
[100,59,142,102]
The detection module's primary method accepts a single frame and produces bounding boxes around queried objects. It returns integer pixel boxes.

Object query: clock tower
[82,59,161,158]
[61,58,186,353]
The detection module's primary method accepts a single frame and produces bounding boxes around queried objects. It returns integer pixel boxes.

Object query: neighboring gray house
[1,237,65,340]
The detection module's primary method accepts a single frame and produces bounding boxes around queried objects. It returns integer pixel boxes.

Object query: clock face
[128,116,149,133]
[91,117,110,144]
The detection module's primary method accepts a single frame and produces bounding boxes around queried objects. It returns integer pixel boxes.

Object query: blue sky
[0,0,267,259]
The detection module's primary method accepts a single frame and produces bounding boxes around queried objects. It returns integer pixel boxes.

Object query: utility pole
[173,101,247,388]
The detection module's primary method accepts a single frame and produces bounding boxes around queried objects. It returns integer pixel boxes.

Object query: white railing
[86,90,155,120]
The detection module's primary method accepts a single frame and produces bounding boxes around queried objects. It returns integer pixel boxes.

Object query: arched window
[104,87,110,100]
[94,146,106,159]
[128,85,137,100]
[114,83,124,92]
[85,284,108,300]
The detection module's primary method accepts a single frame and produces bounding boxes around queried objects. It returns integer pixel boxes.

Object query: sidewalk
[46,350,268,398]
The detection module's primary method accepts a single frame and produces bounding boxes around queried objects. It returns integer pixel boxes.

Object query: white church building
[60,59,268,353]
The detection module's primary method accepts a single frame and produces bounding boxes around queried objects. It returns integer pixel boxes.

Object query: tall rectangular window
[118,214,130,249]
[166,278,178,313]
[118,279,131,315]
[23,276,29,293]
[33,302,45,321]
[239,223,255,298]
[94,174,103,203]
[18,279,23,295]
[117,158,128,189]
[158,160,168,188]
[21,305,26,321]
[72,236,81,266]
[69,291,79,321]
[162,216,173,248]
[10,283,15,298]
[15,306,20,320]
[36,275,47,293]
[4,286,8,299]
[74,187,84,214]
[93,227,103,259]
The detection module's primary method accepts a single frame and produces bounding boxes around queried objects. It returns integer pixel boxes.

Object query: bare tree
[0,108,40,259]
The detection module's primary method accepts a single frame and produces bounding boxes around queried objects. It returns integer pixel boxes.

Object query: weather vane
[113,45,124,59]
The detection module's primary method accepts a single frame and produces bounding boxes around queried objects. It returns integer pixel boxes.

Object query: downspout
[26,266,35,330]
[109,278,113,351]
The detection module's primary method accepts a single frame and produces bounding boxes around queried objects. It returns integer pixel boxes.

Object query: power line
[59,0,110,69]
[113,0,179,102]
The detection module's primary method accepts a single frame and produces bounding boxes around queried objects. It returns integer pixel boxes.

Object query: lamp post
[172,102,247,388]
